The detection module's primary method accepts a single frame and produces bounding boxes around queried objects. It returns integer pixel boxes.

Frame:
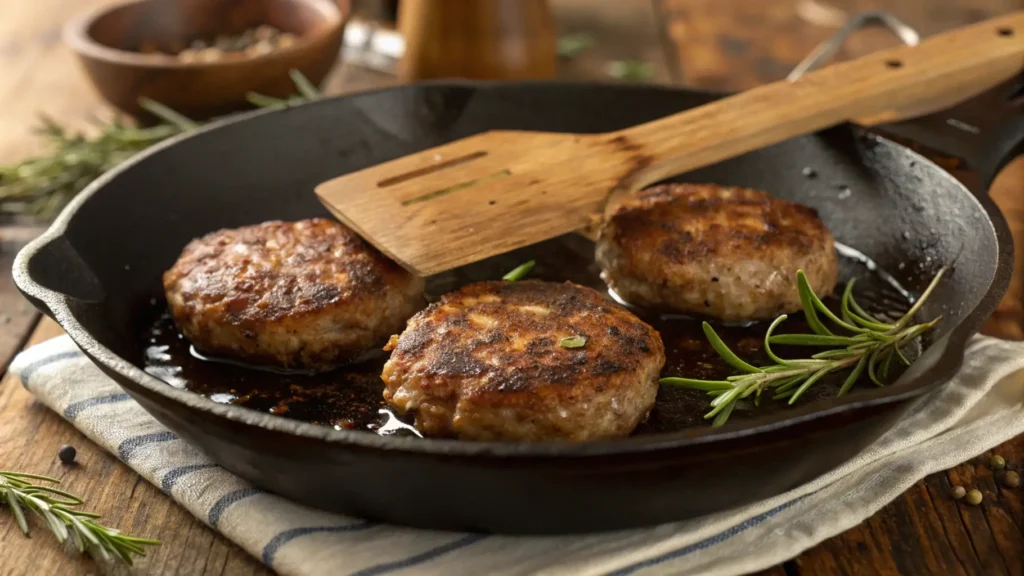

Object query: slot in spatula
[316,12,1024,277]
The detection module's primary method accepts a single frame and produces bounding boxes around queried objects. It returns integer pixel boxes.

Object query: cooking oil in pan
[142,235,917,437]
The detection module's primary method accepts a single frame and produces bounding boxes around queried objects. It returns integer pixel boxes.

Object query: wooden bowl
[64,0,348,120]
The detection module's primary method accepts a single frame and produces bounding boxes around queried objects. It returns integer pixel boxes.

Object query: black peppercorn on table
[1,0,1022,574]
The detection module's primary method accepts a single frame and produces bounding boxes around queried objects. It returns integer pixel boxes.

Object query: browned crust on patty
[163,218,425,370]
[596,183,839,321]
[164,219,414,323]
[381,280,665,441]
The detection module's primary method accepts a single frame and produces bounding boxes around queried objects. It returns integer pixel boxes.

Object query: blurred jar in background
[397,0,557,81]
[351,0,400,23]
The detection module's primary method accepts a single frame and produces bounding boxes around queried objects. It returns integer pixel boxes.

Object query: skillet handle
[867,73,1023,197]
[787,11,921,82]
[613,11,1024,193]
[787,11,1024,196]
[978,112,1024,192]
[13,233,106,320]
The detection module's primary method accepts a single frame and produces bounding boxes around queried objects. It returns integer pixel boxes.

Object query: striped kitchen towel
[10,335,1024,576]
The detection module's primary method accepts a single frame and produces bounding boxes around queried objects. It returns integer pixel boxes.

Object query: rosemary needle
[559,335,587,348]
[0,70,320,222]
[661,268,944,426]
[502,260,536,281]
[0,471,160,564]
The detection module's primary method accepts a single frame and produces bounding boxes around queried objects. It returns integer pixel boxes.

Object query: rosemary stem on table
[0,70,320,221]
[1,471,160,564]
[661,268,945,426]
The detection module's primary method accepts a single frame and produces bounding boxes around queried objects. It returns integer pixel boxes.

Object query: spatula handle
[615,11,1024,193]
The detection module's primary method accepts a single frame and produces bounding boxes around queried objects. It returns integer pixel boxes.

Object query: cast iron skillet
[13,81,1021,534]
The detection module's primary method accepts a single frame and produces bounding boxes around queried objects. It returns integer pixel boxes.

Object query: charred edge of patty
[383,280,665,394]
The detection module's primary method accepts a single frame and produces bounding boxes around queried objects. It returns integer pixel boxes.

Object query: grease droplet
[802,167,817,178]
[902,231,911,240]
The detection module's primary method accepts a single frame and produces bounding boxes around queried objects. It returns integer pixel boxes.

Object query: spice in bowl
[140,25,298,63]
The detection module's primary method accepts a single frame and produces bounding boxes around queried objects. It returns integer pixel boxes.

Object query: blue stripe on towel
[347,534,488,576]
[605,498,805,576]
[117,431,178,461]
[18,350,84,388]
[262,522,376,566]
[63,393,132,420]
[161,463,219,493]
[209,488,265,528]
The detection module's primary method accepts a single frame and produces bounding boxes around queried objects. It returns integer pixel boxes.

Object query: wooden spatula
[317,12,1024,277]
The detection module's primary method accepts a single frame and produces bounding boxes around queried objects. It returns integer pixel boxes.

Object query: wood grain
[0,1,679,573]
[0,0,114,163]
[985,157,1024,340]
[66,0,347,120]
[1,0,1023,574]
[0,3,369,572]
[787,156,1024,576]
[0,319,272,576]
[660,0,1023,92]
[397,0,557,81]
[317,10,1024,276]
[789,436,1024,576]
[0,226,44,373]
[667,2,1024,574]
[554,0,678,83]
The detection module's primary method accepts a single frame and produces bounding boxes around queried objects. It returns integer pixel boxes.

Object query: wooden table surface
[1,1,1022,574]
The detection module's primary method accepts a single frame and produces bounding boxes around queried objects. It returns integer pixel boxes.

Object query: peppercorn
[951,485,966,499]
[58,444,77,464]
[169,25,294,62]
[965,489,983,505]
[990,455,1006,470]
[1005,471,1020,488]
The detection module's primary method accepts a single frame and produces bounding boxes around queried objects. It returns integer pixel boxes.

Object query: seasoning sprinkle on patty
[380,280,665,441]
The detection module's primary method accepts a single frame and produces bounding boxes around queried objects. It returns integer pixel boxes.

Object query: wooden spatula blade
[317,158,623,276]
[315,130,638,276]
[315,12,1024,277]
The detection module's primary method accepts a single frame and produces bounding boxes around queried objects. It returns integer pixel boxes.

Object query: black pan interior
[46,81,997,397]
[140,234,917,434]
[18,82,1011,532]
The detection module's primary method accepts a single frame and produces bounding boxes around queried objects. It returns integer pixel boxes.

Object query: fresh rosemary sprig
[556,33,596,59]
[607,59,654,82]
[0,470,160,564]
[245,69,322,108]
[502,260,536,281]
[661,268,945,427]
[0,70,320,221]
[0,105,188,220]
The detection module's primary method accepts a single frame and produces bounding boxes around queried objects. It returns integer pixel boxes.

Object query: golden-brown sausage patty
[380,280,665,441]
[163,218,425,371]
[596,183,839,322]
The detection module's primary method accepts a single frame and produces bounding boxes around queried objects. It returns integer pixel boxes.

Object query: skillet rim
[13,79,1014,458]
